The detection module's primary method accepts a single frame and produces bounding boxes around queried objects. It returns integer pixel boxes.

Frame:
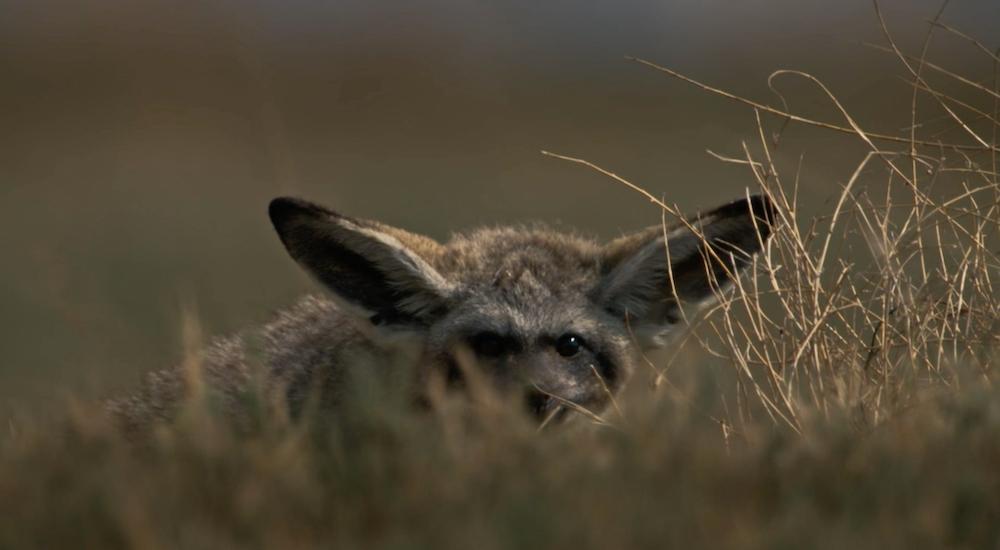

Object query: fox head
[269,195,775,423]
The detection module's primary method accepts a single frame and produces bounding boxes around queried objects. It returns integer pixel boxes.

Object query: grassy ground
[2,373,1000,549]
[2,8,999,550]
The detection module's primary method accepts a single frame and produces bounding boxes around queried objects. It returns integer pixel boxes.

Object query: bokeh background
[2,0,998,411]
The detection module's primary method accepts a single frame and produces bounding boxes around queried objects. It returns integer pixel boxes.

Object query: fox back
[108,195,775,429]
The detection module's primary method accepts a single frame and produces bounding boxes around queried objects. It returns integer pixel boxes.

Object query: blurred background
[2,0,998,411]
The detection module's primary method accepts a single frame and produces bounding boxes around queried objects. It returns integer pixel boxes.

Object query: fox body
[108,195,775,429]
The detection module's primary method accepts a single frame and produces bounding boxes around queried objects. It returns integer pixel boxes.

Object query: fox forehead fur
[109,194,776,430]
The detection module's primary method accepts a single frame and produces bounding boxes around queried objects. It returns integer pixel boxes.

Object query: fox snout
[444,345,620,423]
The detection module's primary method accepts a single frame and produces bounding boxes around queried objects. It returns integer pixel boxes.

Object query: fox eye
[555,334,584,357]
[470,332,505,358]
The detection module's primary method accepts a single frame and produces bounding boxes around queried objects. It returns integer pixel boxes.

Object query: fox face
[269,195,775,423]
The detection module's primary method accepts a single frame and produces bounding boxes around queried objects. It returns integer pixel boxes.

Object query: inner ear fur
[597,194,776,336]
[269,197,452,325]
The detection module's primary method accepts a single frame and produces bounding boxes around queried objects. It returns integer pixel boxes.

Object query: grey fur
[107,194,776,431]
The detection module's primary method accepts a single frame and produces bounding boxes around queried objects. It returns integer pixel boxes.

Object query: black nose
[524,389,554,420]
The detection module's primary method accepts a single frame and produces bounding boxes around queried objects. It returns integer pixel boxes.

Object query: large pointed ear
[596,194,776,348]
[269,197,452,326]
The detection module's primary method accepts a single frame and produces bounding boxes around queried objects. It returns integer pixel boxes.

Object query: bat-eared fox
[109,194,776,430]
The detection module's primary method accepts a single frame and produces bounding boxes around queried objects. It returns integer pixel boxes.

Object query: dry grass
[2,5,999,549]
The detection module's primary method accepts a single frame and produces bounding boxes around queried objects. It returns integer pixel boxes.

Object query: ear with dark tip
[268,197,452,325]
[596,194,776,348]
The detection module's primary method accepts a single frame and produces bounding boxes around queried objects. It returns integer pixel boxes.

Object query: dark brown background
[2,0,998,410]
